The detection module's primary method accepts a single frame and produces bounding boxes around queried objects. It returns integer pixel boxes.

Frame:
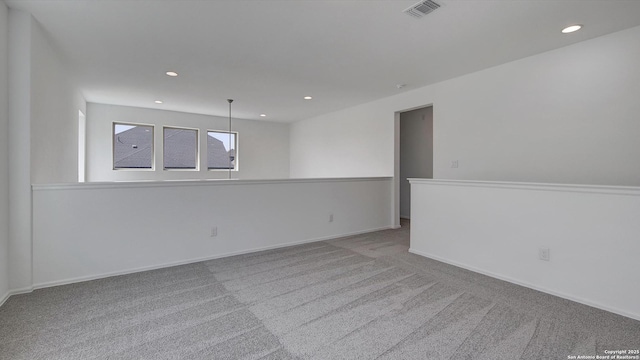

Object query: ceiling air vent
[403,0,440,18]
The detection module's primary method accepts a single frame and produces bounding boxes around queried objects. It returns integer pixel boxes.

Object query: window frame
[112,122,155,171]
[162,126,200,171]
[206,129,239,171]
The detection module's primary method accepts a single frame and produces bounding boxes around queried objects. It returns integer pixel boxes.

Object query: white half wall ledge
[31,176,392,191]
[31,177,393,289]
[408,178,640,321]
[408,178,640,196]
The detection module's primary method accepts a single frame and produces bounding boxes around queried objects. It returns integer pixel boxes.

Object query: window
[113,123,154,169]
[163,127,198,170]
[207,130,237,170]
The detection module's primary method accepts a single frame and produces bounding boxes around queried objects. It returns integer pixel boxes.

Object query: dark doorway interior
[399,106,433,219]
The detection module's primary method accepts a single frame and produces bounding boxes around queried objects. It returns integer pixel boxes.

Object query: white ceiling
[6,0,640,123]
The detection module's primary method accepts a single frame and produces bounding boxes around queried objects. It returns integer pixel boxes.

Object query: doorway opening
[399,106,433,221]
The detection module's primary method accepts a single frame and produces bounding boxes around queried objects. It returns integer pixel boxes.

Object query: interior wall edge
[7,7,33,291]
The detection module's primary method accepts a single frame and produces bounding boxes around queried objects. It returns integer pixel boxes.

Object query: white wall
[291,25,640,187]
[7,8,32,292]
[409,179,640,321]
[7,10,86,292]
[86,103,290,181]
[0,1,10,304]
[32,177,392,287]
[290,101,399,178]
[30,19,86,184]
[399,107,432,219]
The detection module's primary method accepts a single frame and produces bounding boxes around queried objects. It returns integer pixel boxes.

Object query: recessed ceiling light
[260,114,267,117]
[154,100,163,104]
[562,25,582,34]
[165,71,178,77]
[304,96,312,100]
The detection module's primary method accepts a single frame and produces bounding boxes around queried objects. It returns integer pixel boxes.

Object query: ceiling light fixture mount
[562,24,582,34]
[165,71,178,77]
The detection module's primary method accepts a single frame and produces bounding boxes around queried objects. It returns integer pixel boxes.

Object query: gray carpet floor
[1,220,639,359]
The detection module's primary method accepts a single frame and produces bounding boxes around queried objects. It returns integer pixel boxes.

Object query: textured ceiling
[6,0,640,122]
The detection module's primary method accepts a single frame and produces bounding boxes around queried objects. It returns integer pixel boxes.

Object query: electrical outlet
[539,248,550,261]
[451,160,459,168]
[211,226,218,237]
[329,214,334,223]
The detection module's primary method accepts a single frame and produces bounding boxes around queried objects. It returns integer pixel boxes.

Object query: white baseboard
[0,291,8,308]
[408,248,640,322]
[32,225,395,291]
[10,286,34,295]
[300,226,395,243]
[0,286,34,307]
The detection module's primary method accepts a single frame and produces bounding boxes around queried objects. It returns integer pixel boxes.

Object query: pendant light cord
[227,99,233,179]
